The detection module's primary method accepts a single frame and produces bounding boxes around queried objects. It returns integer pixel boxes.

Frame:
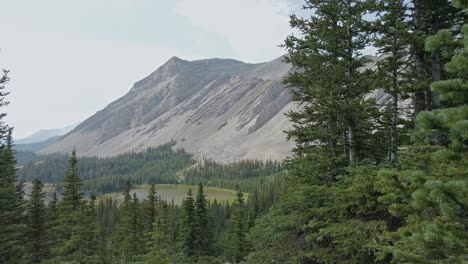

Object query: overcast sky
[0,0,299,139]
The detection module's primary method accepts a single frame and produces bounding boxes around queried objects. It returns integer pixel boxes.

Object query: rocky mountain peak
[42,56,296,162]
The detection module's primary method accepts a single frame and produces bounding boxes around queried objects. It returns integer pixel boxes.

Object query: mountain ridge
[42,56,296,162]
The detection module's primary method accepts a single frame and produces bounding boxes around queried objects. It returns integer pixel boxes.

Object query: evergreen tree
[26,178,50,263]
[410,0,464,111]
[181,188,196,259]
[146,215,170,264]
[0,70,25,263]
[143,183,158,234]
[377,1,468,262]
[57,148,85,260]
[194,183,213,258]
[226,190,248,263]
[375,0,413,163]
[113,181,145,262]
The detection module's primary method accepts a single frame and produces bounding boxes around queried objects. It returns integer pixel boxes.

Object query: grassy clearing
[101,184,242,205]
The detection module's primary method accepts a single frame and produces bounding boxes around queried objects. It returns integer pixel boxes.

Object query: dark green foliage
[225,190,249,263]
[248,1,467,263]
[183,159,283,192]
[0,71,26,264]
[374,0,414,163]
[143,183,158,234]
[26,179,50,263]
[112,180,146,262]
[376,3,468,262]
[181,188,196,258]
[193,183,213,257]
[19,143,194,192]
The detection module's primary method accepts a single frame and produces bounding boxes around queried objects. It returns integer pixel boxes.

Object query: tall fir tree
[0,70,25,263]
[57,148,86,261]
[143,183,158,234]
[410,0,464,111]
[113,180,145,262]
[376,1,468,262]
[181,188,196,259]
[226,190,248,263]
[194,183,213,258]
[26,178,50,263]
[375,0,414,163]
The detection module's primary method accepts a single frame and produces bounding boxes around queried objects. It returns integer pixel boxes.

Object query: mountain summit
[42,56,296,162]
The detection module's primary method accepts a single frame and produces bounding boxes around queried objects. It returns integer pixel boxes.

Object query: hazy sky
[0,0,299,139]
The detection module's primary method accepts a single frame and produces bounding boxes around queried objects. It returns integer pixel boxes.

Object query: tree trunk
[431,12,442,108]
[348,123,357,165]
[390,91,398,163]
[412,0,431,113]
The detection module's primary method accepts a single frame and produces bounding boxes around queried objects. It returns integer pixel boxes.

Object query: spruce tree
[409,0,464,111]
[26,178,50,263]
[375,0,413,163]
[113,181,145,262]
[226,190,248,263]
[143,183,158,234]
[145,216,170,264]
[284,0,382,175]
[194,183,213,258]
[394,1,466,261]
[57,148,87,261]
[181,188,196,259]
[0,71,25,263]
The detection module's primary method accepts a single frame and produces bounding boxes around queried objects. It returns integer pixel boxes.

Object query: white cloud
[176,0,293,63]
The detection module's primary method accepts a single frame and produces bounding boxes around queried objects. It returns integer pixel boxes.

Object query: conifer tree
[57,148,85,260]
[375,0,413,163]
[194,183,213,258]
[143,183,158,233]
[376,1,468,262]
[26,178,50,263]
[0,71,25,263]
[113,181,145,262]
[60,148,83,226]
[284,0,382,175]
[146,216,170,264]
[226,190,248,263]
[181,188,196,258]
[410,0,464,111]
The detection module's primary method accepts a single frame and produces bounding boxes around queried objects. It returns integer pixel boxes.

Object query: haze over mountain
[42,56,297,162]
[16,123,78,144]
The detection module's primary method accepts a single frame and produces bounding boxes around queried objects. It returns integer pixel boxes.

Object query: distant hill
[16,123,78,145]
[15,135,61,152]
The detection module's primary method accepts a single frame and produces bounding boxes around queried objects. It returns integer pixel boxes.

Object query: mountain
[15,136,61,152]
[42,56,297,162]
[41,55,401,162]
[16,123,78,145]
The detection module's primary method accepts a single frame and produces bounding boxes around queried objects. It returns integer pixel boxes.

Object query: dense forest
[1,0,467,263]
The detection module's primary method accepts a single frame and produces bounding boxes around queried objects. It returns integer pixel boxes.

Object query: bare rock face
[42,56,297,162]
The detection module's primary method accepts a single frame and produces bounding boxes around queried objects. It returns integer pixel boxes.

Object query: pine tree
[0,71,26,263]
[143,183,158,234]
[181,188,196,259]
[113,181,145,262]
[375,0,414,163]
[145,215,170,264]
[47,192,61,257]
[226,190,248,263]
[378,1,468,262]
[194,183,213,258]
[410,0,464,111]
[26,178,50,263]
[284,0,383,177]
[57,148,87,261]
